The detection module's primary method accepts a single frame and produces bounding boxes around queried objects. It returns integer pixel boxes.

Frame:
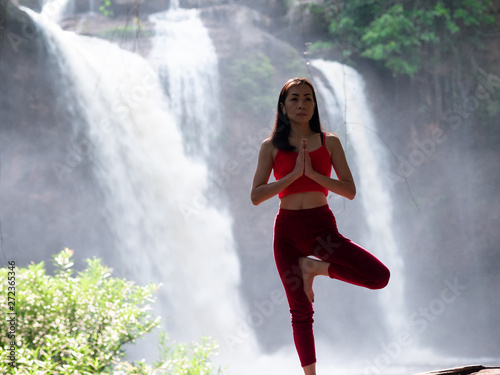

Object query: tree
[308,0,499,120]
[309,0,497,76]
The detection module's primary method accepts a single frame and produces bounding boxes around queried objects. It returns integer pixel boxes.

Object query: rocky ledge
[417,365,500,375]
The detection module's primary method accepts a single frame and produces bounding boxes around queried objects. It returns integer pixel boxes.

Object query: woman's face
[281,84,316,125]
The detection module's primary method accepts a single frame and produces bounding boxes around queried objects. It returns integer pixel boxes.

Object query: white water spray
[148,7,221,158]
[169,0,179,10]
[312,59,407,333]
[25,6,254,364]
[41,0,69,23]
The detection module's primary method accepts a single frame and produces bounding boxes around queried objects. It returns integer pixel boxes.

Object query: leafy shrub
[0,249,223,374]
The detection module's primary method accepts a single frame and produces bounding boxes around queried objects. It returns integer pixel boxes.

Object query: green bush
[0,249,223,374]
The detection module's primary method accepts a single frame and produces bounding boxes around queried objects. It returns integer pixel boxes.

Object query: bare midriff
[279,191,328,210]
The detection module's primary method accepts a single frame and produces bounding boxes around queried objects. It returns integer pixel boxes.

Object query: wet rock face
[1,3,59,147]
[2,0,38,44]
[65,0,233,17]
[179,0,231,8]
[172,0,286,13]
[11,0,42,12]
[1,0,115,267]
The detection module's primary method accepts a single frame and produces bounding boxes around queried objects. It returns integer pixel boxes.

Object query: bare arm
[304,134,356,200]
[250,139,303,206]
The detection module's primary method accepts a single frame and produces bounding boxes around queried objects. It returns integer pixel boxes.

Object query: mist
[1,0,499,373]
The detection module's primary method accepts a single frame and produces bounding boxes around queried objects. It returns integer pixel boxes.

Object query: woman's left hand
[302,139,316,178]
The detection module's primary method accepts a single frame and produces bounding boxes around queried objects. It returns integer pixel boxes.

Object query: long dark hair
[271,77,323,151]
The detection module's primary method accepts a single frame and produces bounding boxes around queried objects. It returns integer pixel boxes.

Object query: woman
[250,77,390,375]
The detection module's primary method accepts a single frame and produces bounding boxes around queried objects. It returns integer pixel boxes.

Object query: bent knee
[369,265,390,290]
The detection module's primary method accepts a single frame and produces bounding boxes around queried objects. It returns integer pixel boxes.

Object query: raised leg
[312,235,390,290]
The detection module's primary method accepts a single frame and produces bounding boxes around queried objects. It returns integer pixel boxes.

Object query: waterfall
[148,7,221,158]
[311,60,407,334]
[40,0,70,23]
[169,0,179,10]
[24,5,253,365]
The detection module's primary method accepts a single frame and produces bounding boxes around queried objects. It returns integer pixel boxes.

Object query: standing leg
[303,362,316,375]
[273,211,317,369]
[274,236,317,368]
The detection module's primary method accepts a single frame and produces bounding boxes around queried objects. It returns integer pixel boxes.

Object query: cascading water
[148,6,221,158]
[24,4,254,366]
[40,0,69,23]
[311,60,407,334]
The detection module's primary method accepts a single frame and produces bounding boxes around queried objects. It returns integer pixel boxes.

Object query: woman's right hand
[291,139,306,179]
[250,138,309,206]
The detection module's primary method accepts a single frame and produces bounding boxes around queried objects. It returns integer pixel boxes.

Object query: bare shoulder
[324,132,343,148]
[261,137,273,148]
[260,137,276,154]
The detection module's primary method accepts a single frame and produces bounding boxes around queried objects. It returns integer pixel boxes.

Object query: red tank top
[273,133,331,199]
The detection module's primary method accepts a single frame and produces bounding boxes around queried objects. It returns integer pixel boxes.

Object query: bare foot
[299,257,316,303]
[299,257,331,303]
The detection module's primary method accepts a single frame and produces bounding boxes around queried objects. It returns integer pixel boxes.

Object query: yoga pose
[250,77,390,375]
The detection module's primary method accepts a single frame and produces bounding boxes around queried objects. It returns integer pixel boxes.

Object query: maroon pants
[273,204,390,367]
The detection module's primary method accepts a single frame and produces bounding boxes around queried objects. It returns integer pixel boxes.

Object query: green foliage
[224,49,308,116]
[360,4,423,75]
[309,0,497,76]
[0,249,222,374]
[476,84,500,144]
[150,333,224,375]
[225,52,276,115]
[283,48,309,79]
[114,333,224,375]
[99,0,114,17]
[98,25,152,41]
[308,40,334,54]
